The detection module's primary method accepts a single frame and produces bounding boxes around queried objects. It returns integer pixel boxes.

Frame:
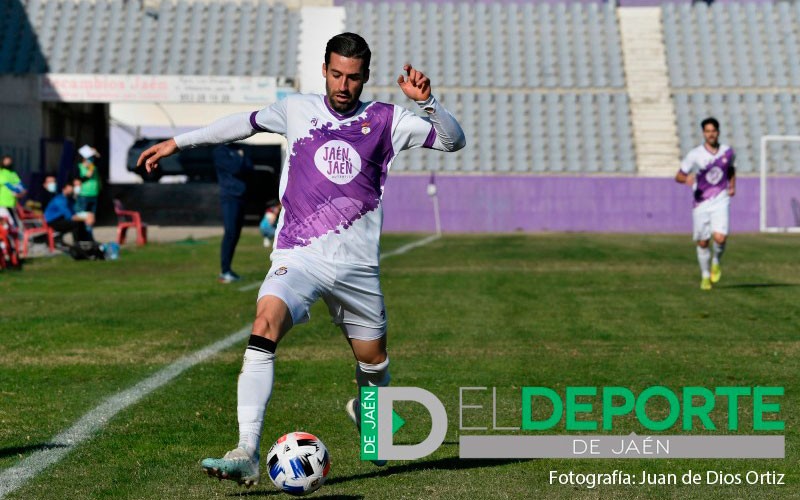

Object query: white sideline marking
[0,326,252,499]
[236,233,441,292]
[237,281,262,292]
[379,233,441,261]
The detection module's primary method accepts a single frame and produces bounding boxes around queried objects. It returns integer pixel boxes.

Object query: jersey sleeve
[680,149,697,174]
[390,106,436,154]
[250,97,289,136]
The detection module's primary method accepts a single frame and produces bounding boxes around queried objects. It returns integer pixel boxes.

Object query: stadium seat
[114,199,148,246]
[16,203,55,258]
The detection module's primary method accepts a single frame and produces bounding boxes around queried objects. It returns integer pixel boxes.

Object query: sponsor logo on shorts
[274,266,288,276]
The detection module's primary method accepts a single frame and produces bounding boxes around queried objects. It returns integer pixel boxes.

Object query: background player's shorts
[692,195,730,241]
[257,250,386,338]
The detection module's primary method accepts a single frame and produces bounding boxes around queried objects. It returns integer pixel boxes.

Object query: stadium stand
[348,1,635,173]
[1,0,300,77]
[664,2,800,173]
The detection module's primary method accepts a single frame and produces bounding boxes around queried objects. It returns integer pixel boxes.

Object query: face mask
[73,186,81,196]
[46,182,56,193]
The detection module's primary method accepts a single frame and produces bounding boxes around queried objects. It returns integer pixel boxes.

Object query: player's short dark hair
[325,32,371,71]
[701,117,720,131]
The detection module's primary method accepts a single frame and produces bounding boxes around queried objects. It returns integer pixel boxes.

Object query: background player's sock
[237,335,276,461]
[696,246,711,278]
[712,240,725,265]
[356,356,391,388]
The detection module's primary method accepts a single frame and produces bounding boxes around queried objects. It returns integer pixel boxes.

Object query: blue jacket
[214,146,252,200]
[44,194,75,223]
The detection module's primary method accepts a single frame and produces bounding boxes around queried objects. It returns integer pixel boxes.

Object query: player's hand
[397,64,431,102]
[728,185,736,197]
[684,174,696,186]
[137,139,179,173]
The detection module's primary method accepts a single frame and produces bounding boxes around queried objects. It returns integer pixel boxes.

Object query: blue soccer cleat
[201,447,260,487]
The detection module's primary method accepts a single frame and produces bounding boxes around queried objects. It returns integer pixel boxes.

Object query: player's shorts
[257,250,386,340]
[692,194,730,241]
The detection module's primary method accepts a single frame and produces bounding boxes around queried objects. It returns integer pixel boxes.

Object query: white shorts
[692,195,730,241]
[257,251,386,340]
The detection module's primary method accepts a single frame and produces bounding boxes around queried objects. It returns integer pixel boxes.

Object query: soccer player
[675,117,736,290]
[137,33,465,486]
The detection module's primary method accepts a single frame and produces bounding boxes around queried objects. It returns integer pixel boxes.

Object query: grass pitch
[1,232,798,499]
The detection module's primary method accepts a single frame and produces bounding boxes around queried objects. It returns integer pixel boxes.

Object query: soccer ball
[266,432,330,496]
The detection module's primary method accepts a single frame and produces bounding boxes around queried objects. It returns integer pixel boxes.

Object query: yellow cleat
[700,277,712,291]
[711,263,721,284]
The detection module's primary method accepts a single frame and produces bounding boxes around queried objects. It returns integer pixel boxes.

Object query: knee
[697,240,710,249]
[253,310,283,342]
[713,234,726,244]
[356,350,387,365]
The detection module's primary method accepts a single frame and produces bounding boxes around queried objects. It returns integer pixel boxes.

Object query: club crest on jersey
[314,140,362,185]
[361,122,371,135]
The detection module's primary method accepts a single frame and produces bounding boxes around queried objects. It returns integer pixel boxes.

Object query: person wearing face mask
[44,178,95,244]
[0,155,26,229]
[39,174,57,210]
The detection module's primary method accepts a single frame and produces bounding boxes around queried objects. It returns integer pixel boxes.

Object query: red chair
[114,199,147,245]
[0,218,20,269]
[16,203,55,257]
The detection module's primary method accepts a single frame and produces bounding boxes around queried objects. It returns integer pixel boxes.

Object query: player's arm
[727,165,736,196]
[397,64,465,152]
[136,113,257,173]
[137,100,288,173]
[675,153,695,186]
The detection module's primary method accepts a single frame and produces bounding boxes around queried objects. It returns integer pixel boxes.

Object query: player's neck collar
[703,143,720,155]
[323,95,363,120]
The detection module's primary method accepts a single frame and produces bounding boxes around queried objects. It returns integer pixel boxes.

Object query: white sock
[697,246,711,278]
[712,240,725,265]
[237,340,275,461]
[356,356,391,389]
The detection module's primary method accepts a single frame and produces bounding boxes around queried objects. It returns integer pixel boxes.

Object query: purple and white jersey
[250,94,437,265]
[680,144,735,207]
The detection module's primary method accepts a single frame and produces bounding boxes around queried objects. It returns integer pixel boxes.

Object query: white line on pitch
[237,233,442,292]
[0,325,252,499]
[379,233,441,261]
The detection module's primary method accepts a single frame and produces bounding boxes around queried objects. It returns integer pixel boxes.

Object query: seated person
[44,179,95,245]
[259,203,281,248]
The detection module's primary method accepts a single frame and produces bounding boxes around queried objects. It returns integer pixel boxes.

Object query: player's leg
[203,257,323,486]
[709,200,730,283]
[693,206,713,290]
[325,263,389,465]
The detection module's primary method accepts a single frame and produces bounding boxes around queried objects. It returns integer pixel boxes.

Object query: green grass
[1,232,798,499]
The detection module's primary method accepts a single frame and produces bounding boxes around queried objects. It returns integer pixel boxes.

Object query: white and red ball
[266,432,330,496]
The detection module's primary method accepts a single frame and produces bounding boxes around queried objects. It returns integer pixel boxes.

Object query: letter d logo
[360,387,448,461]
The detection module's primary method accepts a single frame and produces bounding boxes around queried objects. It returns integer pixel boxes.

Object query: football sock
[712,240,725,265]
[237,335,276,461]
[696,246,711,278]
[355,356,391,389]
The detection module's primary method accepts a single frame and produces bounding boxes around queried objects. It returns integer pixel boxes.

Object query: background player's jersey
[680,144,735,207]
[251,94,437,265]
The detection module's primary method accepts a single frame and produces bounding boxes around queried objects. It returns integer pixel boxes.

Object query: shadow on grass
[228,456,524,497]
[720,283,799,289]
[0,443,68,458]
[229,492,361,499]
[326,456,526,486]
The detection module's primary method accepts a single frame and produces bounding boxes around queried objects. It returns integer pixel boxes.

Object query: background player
[675,117,736,290]
[137,32,465,486]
